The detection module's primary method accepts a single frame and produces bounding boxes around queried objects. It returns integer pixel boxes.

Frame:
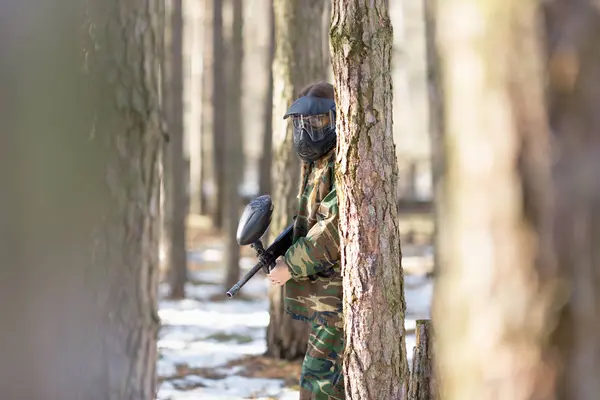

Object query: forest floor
[155,214,434,399]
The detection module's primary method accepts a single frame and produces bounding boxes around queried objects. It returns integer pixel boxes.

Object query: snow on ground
[156,246,433,399]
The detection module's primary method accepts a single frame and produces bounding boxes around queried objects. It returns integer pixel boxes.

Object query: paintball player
[267,81,345,399]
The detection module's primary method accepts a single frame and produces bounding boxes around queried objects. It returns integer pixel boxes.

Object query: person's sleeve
[283,188,340,278]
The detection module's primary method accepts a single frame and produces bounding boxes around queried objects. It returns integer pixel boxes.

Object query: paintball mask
[283,96,337,163]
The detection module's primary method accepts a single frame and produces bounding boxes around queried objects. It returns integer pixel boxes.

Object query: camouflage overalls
[283,151,345,399]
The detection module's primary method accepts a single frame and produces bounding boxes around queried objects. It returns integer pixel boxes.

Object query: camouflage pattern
[283,150,343,329]
[299,323,345,399]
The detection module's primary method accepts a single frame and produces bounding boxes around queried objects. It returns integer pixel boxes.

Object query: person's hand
[268,258,292,286]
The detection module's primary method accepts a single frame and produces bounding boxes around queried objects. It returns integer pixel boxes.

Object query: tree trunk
[0,0,162,398]
[211,0,226,230]
[542,1,600,397]
[265,0,329,360]
[330,1,409,398]
[224,0,244,289]
[187,0,206,216]
[258,0,275,197]
[164,0,188,299]
[199,0,215,216]
[408,320,438,400]
[432,0,558,398]
[424,0,444,277]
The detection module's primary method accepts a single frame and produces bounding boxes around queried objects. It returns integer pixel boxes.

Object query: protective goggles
[291,112,334,142]
[283,95,336,141]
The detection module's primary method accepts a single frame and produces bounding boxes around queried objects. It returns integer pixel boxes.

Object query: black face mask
[283,96,337,163]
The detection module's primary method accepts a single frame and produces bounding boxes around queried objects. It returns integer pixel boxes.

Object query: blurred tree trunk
[266,0,329,360]
[424,0,444,277]
[258,1,275,197]
[433,0,560,399]
[187,0,206,216]
[0,0,162,397]
[199,0,215,216]
[211,0,226,230]
[542,1,600,397]
[163,0,188,299]
[224,0,244,289]
[330,1,410,398]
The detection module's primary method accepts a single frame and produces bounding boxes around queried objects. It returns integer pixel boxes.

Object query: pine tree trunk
[330,1,409,398]
[266,0,329,360]
[433,0,558,398]
[542,1,600,397]
[408,320,438,400]
[0,0,162,397]
[199,0,215,216]
[258,0,275,197]
[224,0,244,289]
[211,0,226,230]
[164,0,188,299]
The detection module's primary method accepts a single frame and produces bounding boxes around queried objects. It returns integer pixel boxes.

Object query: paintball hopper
[236,195,273,246]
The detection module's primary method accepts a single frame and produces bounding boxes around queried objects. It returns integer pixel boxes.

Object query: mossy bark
[330,1,409,398]
[266,0,329,360]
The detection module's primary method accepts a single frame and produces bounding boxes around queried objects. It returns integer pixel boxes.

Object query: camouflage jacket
[283,151,343,329]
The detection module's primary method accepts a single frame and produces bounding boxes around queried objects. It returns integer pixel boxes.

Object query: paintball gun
[225,195,295,298]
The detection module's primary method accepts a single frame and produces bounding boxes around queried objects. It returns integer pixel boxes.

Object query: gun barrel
[226,260,266,298]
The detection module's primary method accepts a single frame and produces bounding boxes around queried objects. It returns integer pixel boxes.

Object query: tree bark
[164,0,188,299]
[258,0,275,197]
[224,0,244,289]
[265,0,329,360]
[330,1,409,398]
[408,320,438,400]
[211,0,226,230]
[0,0,162,398]
[433,0,558,399]
[542,1,600,397]
[424,0,444,276]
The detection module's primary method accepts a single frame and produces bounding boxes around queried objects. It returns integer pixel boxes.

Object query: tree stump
[409,320,438,400]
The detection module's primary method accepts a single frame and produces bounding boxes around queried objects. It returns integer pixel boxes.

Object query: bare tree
[163,0,188,299]
[266,0,329,359]
[330,1,409,398]
[331,0,408,399]
[224,0,245,289]
[0,0,162,397]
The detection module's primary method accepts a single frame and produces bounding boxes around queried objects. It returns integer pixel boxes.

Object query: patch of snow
[156,376,286,400]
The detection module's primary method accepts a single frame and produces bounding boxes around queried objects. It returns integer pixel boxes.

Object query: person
[267,81,345,399]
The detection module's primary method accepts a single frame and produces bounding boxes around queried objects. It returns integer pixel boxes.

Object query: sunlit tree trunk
[266,0,329,360]
[164,0,188,299]
[0,0,162,397]
[433,0,559,399]
[224,0,244,289]
[330,1,409,398]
